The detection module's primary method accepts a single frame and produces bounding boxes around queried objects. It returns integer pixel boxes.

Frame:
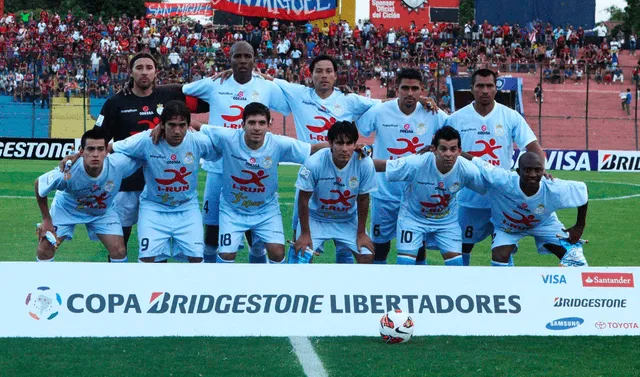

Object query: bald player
[462,151,589,267]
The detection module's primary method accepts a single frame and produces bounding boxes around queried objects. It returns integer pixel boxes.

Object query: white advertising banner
[0,263,638,337]
[598,150,640,172]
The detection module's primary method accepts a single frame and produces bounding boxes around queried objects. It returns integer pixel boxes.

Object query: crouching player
[463,152,588,266]
[294,121,377,263]
[113,100,220,263]
[35,128,141,262]
[372,126,485,265]
[201,103,327,264]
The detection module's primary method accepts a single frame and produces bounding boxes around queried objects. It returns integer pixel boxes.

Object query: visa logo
[542,274,566,284]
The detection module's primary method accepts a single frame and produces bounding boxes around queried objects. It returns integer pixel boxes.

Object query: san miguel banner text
[211,0,336,21]
[145,2,215,18]
[1,263,638,337]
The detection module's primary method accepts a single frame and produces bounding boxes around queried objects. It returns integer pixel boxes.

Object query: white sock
[36,256,54,262]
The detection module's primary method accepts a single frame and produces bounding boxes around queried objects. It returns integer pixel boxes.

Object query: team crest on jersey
[299,166,311,179]
[156,104,164,115]
[450,182,460,193]
[334,103,344,116]
[416,123,426,135]
[263,156,273,168]
[495,124,505,137]
[184,152,194,164]
[63,171,72,181]
[349,176,358,189]
[534,204,545,215]
[252,91,260,101]
[104,181,114,192]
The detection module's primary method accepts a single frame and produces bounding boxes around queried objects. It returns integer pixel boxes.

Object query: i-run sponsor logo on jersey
[546,317,584,330]
[582,273,635,288]
[306,116,336,141]
[231,170,269,192]
[387,137,424,159]
[319,189,356,211]
[469,138,501,165]
[553,297,627,308]
[155,167,192,193]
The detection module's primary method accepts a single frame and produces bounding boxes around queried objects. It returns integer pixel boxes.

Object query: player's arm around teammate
[35,128,141,262]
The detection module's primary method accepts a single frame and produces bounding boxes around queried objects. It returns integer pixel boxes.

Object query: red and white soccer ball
[379,309,414,344]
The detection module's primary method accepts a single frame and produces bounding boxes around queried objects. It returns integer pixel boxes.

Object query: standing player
[112,101,219,263]
[463,152,588,266]
[95,52,208,253]
[294,121,377,264]
[256,55,381,263]
[35,128,141,262]
[199,103,326,263]
[445,68,545,266]
[357,68,449,264]
[372,126,485,265]
[175,41,291,263]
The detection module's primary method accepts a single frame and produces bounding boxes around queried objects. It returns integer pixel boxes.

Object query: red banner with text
[369,0,459,30]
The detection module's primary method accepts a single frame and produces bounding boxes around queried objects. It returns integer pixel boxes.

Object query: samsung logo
[546,317,584,330]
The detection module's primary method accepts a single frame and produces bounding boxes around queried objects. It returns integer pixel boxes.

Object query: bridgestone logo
[554,297,627,308]
[0,138,77,160]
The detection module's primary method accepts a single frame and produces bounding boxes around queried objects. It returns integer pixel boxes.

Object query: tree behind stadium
[5,0,145,20]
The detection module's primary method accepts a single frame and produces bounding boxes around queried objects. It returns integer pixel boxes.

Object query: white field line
[289,336,328,377]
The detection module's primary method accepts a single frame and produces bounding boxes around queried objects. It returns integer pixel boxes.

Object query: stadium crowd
[0,10,638,110]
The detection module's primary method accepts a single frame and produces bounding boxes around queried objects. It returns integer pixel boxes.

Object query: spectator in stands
[630,34,637,56]
[534,83,543,103]
[40,76,51,108]
[623,88,632,116]
[613,67,624,84]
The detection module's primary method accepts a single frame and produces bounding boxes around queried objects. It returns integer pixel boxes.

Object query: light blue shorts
[137,207,204,261]
[50,203,122,241]
[458,206,493,244]
[491,213,566,254]
[396,215,462,254]
[370,197,401,244]
[114,191,141,227]
[218,203,285,254]
[296,217,372,255]
[202,172,223,226]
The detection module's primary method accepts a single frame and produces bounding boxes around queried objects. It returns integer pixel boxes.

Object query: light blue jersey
[357,99,448,199]
[295,148,377,222]
[202,125,311,215]
[112,130,219,212]
[471,157,588,233]
[386,153,486,225]
[274,79,378,143]
[183,76,291,173]
[38,154,141,221]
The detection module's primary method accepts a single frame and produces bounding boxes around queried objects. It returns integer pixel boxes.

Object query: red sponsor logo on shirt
[387,137,425,157]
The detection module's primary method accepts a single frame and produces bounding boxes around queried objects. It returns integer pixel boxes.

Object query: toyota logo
[595,321,606,330]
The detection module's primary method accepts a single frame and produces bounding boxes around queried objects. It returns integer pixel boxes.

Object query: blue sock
[216,254,235,263]
[491,260,510,267]
[336,251,354,264]
[508,253,515,266]
[268,256,285,264]
[36,256,54,262]
[373,259,387,265]
[397,255,416,265]
[462,253,471,266]
[249,252,268,264]
[204,245,217,263]
[415,259,427,265]
[444,255,463,266]
[110,256,128,263]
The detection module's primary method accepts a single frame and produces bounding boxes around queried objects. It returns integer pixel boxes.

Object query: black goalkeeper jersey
[95,87,208,192]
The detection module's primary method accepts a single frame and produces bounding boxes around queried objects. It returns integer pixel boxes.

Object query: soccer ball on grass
[379,309,414,344]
